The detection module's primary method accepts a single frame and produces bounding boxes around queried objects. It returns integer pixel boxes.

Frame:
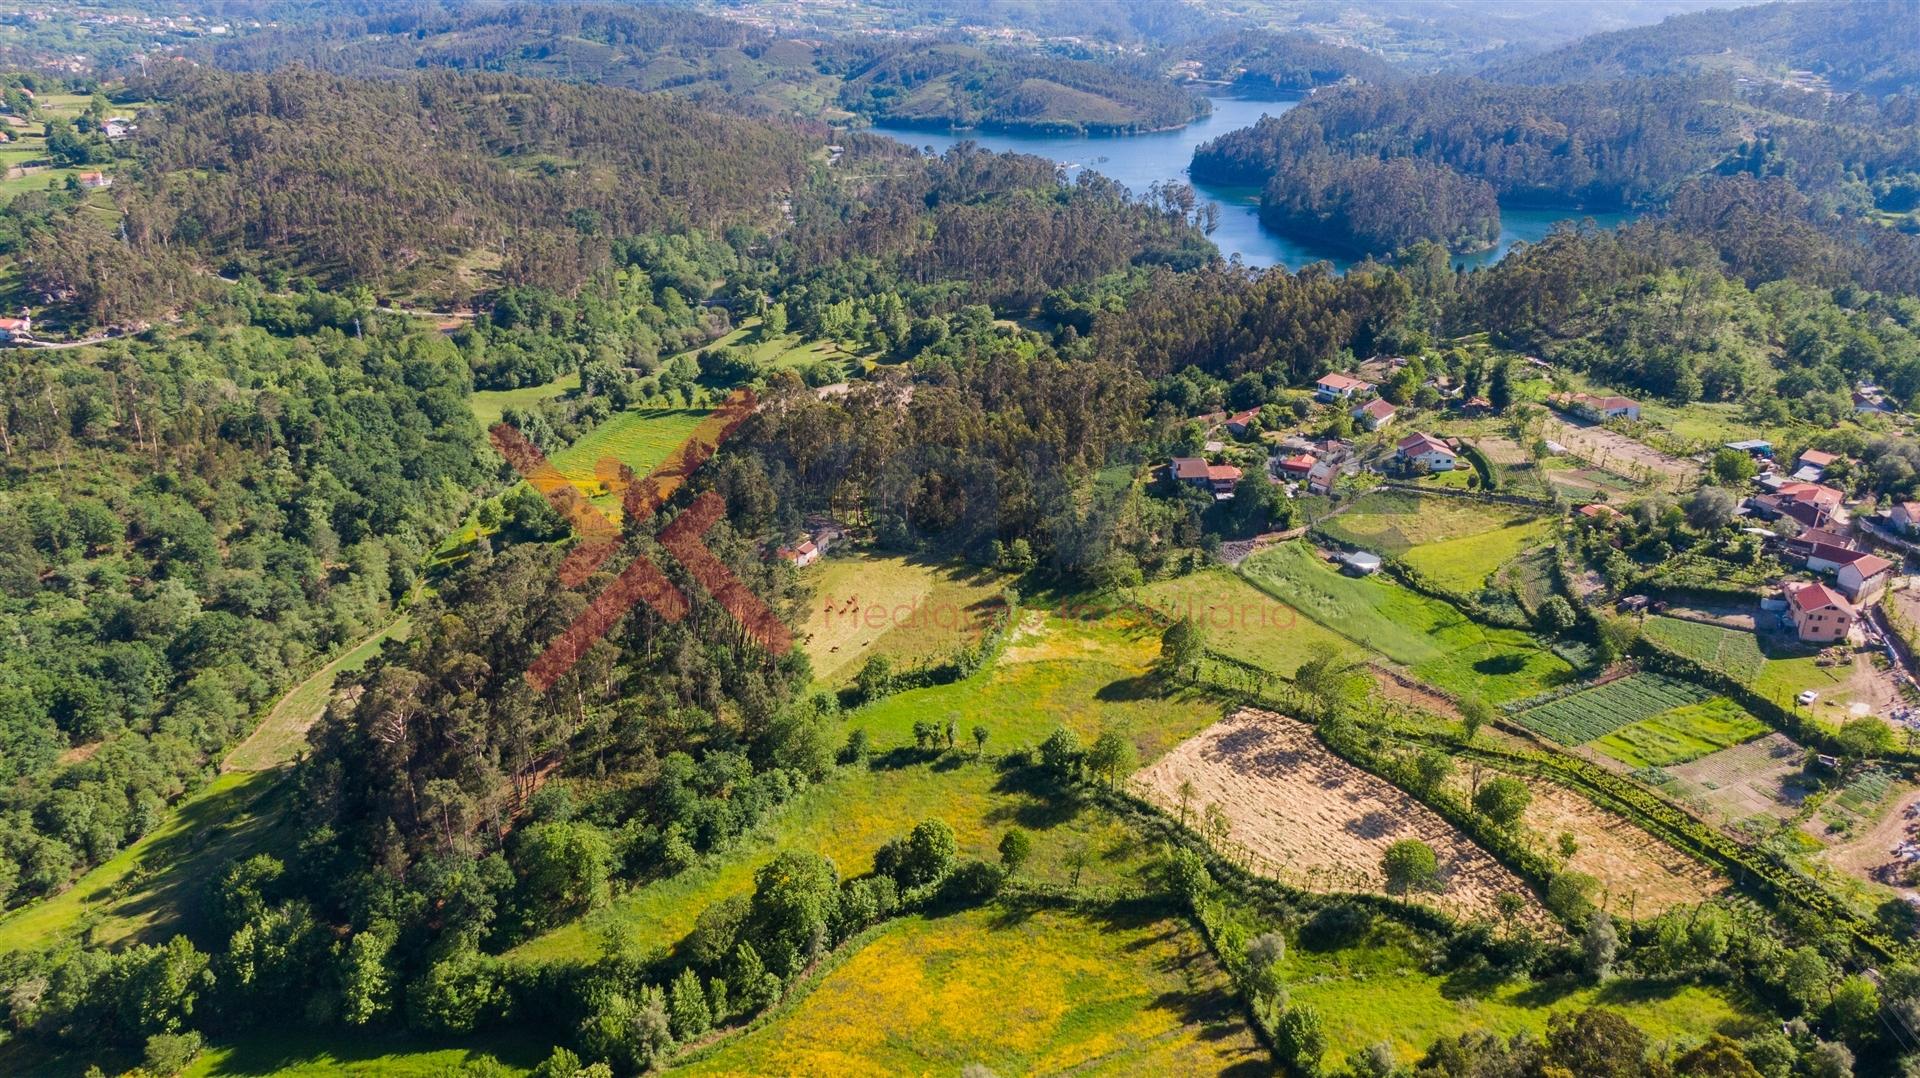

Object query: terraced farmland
[1512,673,1713,745]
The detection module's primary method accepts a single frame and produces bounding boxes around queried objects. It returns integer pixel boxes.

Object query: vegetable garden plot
[1512,673,1713,745]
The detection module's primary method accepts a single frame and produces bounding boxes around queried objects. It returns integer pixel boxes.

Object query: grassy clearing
[1593,697,1771,769]
[224,615,410,773]
[1131,566,1365,677]
[1317,490,1538,555]
[1512,674,1713,745]
[0,770,298,954]
[551,407,712,494]
[1288,930,1762,1065]
[1239,542,1573,703]
[179,1029,547,1077]
[470,370,581,429]
[511,613,1223,964]
[1640,617,1768,682]
[1402,518,1556,595]
[679,903,1264,1077]
[800,554,1005,686]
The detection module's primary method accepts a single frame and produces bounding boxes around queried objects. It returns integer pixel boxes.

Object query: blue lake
[870,96,1636,272]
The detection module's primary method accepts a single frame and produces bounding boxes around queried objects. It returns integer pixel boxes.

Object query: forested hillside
[43,64,817,315]
[195,3,1216,135]
[1194,74,1920,211]
[1484,0,1920,95]
[1259,154,1499,257]
[0,306,487,912]
[835,43,1207,134]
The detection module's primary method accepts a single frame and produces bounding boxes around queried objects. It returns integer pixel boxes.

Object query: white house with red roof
[777,539,820,568]
[1836,553,1893,604]
[1800,539,1890,602]
[1353,397,1397,431]
[1277,452,1317,480]
[1315,372,1373,402]
[1226,408,1261,436]
[1395,432,1457,472]
[1559,391,1640,422]
[1785,581,1858,643]
[0,312,29,341]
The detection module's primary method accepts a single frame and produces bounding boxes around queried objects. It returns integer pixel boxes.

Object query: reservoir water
[869,96,1635,272]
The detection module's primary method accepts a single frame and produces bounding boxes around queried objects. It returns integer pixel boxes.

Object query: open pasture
[677,904,1263,1077]
[1511,673,1711,745]
[549,407,713,494]
[1133,710,1548,924]
[512,613,1223,963]
[1316,490,1539,556]
[801,554,1006,686]
[1240,542,1573,703]
[1131,567,1365,677]
[1288,930,1761,1066]
[1402,516,1556,595]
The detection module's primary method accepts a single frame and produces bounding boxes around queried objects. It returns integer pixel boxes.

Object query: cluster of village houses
[1167,367,1485,506]
[1155,362,1920,652]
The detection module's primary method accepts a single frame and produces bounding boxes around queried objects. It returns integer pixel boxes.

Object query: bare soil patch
[1662,733,1812,831]
[1477,436,1532,466]
[1134,710,1549,926]
[1817,786,1920,900]
[1545,416,1697,490]
[1370,666,1461,719]
[1450,771,1725,917]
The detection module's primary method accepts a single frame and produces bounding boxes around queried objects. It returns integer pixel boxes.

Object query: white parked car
[1796,690,1820,706]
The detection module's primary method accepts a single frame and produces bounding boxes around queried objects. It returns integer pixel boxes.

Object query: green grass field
[1288,929,1763,1065]
[551,407,712,492]
[678,904,1263,1076]
[1402,518,1556,595]
[1512,674,1713,745]
[1317,490,1538,555]
[1592,697,1771,769]
[801,554,1006,686]
[178,1030,547,1077]
[1640,617,1768,682]
[510,612,1224,964]
[224,615,410,772]
[0,770,298,954]
[1132,567,1366,677]
[470,370,582,429]
[1239,542,1573,703]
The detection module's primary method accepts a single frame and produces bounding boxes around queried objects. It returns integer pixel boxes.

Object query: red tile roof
[1788,580,1853,616]
[1777,482,1844,508]
[1395,432,1454,458]
[1317,373,1369,391]
[1356,398,1396,419]
[1846,553,1893,579]
[1171,457,1210,480]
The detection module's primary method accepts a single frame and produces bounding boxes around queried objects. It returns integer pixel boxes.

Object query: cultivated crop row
[1512,672,1712,745]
